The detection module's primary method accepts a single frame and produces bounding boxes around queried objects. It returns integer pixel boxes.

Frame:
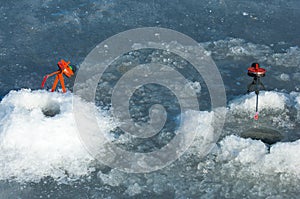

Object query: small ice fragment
[125,183,142,196]
[280,73,290,81]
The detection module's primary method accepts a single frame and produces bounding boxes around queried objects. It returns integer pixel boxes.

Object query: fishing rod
[247,63,266,120]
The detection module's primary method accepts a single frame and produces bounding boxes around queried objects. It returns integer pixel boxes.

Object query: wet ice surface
[1,0,300,198]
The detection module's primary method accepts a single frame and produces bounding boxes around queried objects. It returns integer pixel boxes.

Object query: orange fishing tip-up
[41,59,76,93]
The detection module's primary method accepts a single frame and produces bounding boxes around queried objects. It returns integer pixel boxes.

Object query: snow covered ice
[0,89,113,183]
[0,89,300,198]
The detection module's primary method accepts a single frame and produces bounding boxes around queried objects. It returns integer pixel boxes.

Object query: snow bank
[0,89,114,183]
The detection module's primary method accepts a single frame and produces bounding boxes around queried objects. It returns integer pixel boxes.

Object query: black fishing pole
[247,63,266,120]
